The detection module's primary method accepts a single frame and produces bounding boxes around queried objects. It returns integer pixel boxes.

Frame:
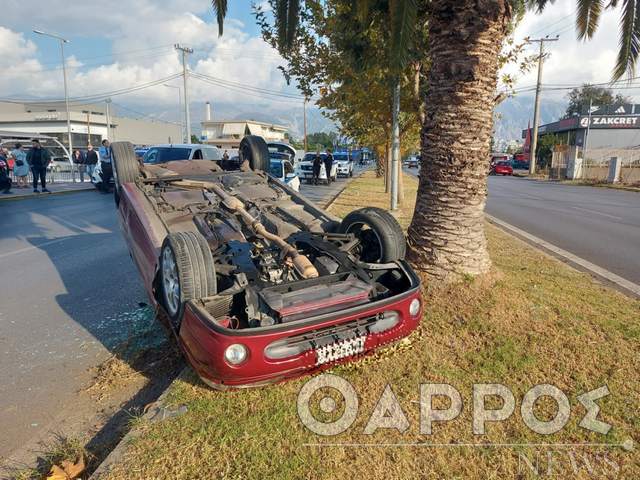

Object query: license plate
[315,336,366,366]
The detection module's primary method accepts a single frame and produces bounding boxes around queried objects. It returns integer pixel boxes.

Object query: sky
[0,0,637,133]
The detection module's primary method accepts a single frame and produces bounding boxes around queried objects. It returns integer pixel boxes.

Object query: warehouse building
[0,101,182,147]
[524,103,640,151]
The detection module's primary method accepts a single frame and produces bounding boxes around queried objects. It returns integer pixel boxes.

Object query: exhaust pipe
[178,179,319,279]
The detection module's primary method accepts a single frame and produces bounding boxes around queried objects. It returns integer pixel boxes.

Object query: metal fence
[549,145,640,184]
[582,148,640,184]
[8,165,93,184]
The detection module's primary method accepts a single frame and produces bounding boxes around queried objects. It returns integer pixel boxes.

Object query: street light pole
[34,29,73,173]
[164,84,184,143]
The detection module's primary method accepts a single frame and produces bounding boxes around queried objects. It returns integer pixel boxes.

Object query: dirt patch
[2,306,184,480]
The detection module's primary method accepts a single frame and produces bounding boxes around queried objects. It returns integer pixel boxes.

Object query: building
[200,103,289,150]
[523,104,640,153]
[0,101,182,147]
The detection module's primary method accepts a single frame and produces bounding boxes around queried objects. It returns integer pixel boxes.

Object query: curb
[89,367,190,479]
[486,214,640,298]
[0,185,95,201]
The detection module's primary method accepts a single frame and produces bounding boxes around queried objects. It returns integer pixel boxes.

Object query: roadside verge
[87,171,639,480]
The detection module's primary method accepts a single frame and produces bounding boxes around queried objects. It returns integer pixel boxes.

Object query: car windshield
[497,161,511,166]
[303,153,326,162]
[334,153,349,162]
[269,160,284,178]
[202,147,222,160]
[144,147,192,163]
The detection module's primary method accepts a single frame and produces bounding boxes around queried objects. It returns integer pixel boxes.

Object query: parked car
[511,160,529,170]
[334,152,354,177]
[267,142,300,167]
[269,153,300,192]
[110,136,422,389]
[47,155,74,173]
[491,161,513,176]
[297,152,338,184]
[406,155,420,168]
[142,144,222,164]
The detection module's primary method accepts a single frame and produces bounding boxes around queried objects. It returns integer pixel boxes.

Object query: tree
[190,134,201,144]
[564,84,630,118]
[306,132,338,150]
[211,0,640,282]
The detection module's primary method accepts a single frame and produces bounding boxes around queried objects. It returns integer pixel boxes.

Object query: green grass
[101,172,639,479]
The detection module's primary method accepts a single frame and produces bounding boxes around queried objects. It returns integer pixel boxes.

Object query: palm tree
[211,0,640,281]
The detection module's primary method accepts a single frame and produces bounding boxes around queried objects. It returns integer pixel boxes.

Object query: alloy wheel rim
[162,246,180,315]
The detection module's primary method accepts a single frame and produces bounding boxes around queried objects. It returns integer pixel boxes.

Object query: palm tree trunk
[407,0,511,281]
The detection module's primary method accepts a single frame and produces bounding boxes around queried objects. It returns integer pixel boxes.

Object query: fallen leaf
[46,455,86,480]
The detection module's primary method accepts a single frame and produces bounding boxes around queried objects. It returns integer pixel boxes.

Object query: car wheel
[239,135,270,172]
[349,169,353,177]
[339,207,406,263]
[111,141,140,205]
[160,231,217,328]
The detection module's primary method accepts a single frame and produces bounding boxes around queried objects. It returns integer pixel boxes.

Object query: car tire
[239,135,270,172]
[111,141,140,204]
[339,207,406,263]
[160,231,217,328]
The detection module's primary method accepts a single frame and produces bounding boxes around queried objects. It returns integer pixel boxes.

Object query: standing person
[222,149,229,161]
[11,143,29,188]
[312,150,322,185]
[72,149,86,182]
[85,144,98,179]
[98,139,112,193]
[324,148,334,185]
[0,158,12,194]
[26,139,51,193]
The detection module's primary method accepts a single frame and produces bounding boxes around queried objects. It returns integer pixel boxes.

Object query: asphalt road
[298,164,367,207]
[404,167,640,286]
[0,191,146,459]
[486,176,640,285]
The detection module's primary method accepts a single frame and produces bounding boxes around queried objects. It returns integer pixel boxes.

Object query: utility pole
[105,98,112,140]
[528,35,558,174]
[390,80,400,211]
[175,44,193,143]
[303,98,308,152]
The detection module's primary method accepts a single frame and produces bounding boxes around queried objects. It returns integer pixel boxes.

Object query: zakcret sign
[297,374,613,437]
[579,115,640,128]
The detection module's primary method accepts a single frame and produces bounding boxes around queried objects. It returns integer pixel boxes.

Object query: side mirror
[285,173,297,180]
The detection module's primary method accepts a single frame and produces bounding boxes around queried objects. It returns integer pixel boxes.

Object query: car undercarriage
[140,162,414,331]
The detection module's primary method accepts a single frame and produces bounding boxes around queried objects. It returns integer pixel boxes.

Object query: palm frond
[274,0,301,51]
[211,0,228,36]
[613,0,640,79]
[389,0,418,71]
[286,0,300,47]
[351,0,370,23]
[576,0,604,39]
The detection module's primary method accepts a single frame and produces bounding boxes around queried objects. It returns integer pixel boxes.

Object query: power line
[0,73,182,104]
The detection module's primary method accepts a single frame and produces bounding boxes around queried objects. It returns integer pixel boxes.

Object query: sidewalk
[0,181,95,200]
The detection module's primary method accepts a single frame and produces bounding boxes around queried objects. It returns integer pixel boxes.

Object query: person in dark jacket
[312,150,322,185]
[72,149,86,182]
[26,139,51,193]
[0,158,12,194]
[324,149,334,185]
[85,144,98,179]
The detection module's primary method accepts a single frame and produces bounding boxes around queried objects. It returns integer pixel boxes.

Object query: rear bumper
[178,286,422,388]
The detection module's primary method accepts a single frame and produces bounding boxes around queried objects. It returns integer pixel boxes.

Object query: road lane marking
[569,205,623,221]
[0,237,73,260]
[486,214,640,298]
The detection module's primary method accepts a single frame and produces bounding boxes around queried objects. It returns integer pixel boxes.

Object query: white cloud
[503,0,636,101]
[0,1,300,122]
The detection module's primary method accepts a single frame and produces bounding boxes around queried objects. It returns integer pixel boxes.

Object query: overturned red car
[110,136,422,389]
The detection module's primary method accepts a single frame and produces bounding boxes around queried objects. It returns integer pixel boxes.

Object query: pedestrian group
[1,138,112,195]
